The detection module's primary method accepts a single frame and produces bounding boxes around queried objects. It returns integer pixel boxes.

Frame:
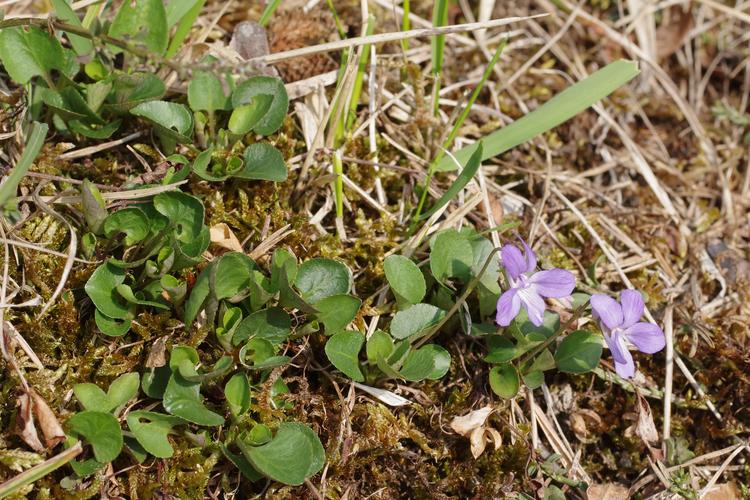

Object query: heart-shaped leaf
[554,330,603,373]
[188,70,230,112]
[430,229,473,283]
[238,143,287,182]
[0,27,72,84]
[384,255,426,306]
[162,373,224,426]
[85,262,133,320]
[104,208,150,246]
[126,411,184,458]
[295,258,352,304]
[153,191,205,242]
[228,94,273,135]
[108,0,168,55]
[241,422,324,486]
[314,294,361,334]
[489,364,520,399]
[484,336,518,364]
[66,411,123,463]
[224,373,251,418]
[366,330,394,364]
[94,310,132,337]
[399,344,451,381]
[325,331,364,382]
[104,72,166,113]
[232,307,291,346]
[131,101,193,145]
[390,303,445,340]
[231,76,289,135]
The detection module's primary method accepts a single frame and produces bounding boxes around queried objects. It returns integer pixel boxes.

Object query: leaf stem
[414,247,501,348]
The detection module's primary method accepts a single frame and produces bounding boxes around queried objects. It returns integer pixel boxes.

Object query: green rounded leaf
[108,0,168,55]
[315,294,361,334]
[554,330,603,373]
[67,411,123,463]
[233,307,291,346]
[228,94,273,135]
[162,373,225,426]
[73,384,109,412]
[131,100,193,143]
[0,27,70,85]
[325,331,364,382]
[242,422,325,486]
[153,191,205,242]
[489,364,520,399]
[430,229,473,283]
[295,258,352,304]
[238,143,287,182]
[384,255,426,305]
[94,310,132,336]
[104,208,150,246]
[104,72,166,113]
[366,330,394,364]
[85,262,132,320]
[484,336,518,363]
[231,76,289,135]
[225,373,251,418]
[399,344,451,381]
[390,303,446,340]
[188,71,229,112]
[126,411,184,458]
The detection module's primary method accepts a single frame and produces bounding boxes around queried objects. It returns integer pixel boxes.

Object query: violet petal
[529,269,576,298]
[620,289,645,328]
[519,288,545,327]
[495,288,521,327]
[590,294,624,330]
[501,244,526,281]
[624,322,666,354]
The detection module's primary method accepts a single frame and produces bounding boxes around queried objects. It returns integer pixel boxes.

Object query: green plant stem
[517,303,588,368]
[0,17,182,71]
[0,442,82,497]
[345,15,376,131]
[410,40,505,229]
[333,150,344,218]
[431,0,448,117]
[0,122,48,212]
[414,247,501,349]
[401,0,411,52]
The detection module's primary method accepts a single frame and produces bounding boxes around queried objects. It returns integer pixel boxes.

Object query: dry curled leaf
[210,223,243,252]
[450,406,501,458]
[16,390,44,453]
[29,388,65,448]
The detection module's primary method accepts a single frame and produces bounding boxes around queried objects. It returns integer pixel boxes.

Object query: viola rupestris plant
[484,237,666,397]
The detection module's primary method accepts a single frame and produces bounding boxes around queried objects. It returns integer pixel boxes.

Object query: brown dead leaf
[16,390,44,453]
[450,406,493,436]
[146,336,168,368]
[210,223,243,252]
[450,406,502,458]
[656,5,694,61]
[587,483,629,500]
[704,482,741,500]
[29,388,65,448]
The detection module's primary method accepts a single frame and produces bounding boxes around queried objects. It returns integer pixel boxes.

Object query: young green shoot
[431,0,449,116]
[259,0,281,27]
[410,40,506,229]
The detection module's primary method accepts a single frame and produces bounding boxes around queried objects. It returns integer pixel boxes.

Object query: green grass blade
[0,442,82,497]
[346,14,376,130]
[0,122,48,215]
[417,143,483,221]
[165,0,205,59]
[435,59,640,171]
[431,0,449,116]
[401,0,411,52]
[259,0,281,27]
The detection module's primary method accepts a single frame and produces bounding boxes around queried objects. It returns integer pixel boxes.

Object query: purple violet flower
[495,240,576,328]
[590,290,666,379]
